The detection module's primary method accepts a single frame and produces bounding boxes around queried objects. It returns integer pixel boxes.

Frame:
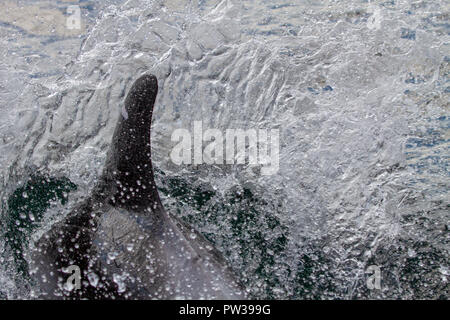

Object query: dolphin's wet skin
[30,75,245,299]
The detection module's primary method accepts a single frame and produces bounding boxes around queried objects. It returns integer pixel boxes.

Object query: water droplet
[87,272,99,287]
[113,273,127,293]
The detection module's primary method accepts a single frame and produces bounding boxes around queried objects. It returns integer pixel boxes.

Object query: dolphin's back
[93,206,244,299]
[31,202,243,299]
[30,74,244,299]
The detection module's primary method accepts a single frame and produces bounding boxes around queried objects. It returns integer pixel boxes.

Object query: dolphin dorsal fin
[101,74,164,214]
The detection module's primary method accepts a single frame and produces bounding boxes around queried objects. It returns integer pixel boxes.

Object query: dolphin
[30,74,245,299]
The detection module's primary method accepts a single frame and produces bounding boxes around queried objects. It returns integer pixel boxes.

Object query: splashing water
[0,0,448,299]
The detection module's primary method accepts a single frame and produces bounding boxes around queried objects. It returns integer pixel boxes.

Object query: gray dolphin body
[30,75,244,299]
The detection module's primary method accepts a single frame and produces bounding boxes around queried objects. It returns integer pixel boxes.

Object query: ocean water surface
[0,0,448,299]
